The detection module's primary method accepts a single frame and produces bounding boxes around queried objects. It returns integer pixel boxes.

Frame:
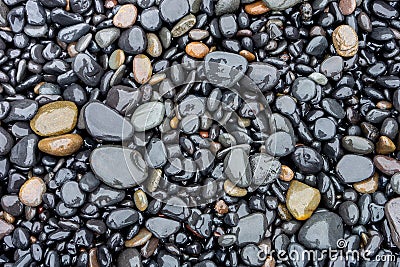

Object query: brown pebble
[109,49,125,70]
[277,203,292,221]
[105,0,117,8]
[279,165,294,182]
[376,136,396,154]
[286,180,321,220]
[170,117,179,129]
[19,177,46,207]
[244,1,270,15]
[224,179,247,197]
[3,212,14,224]
[30,101,78,137]
[88,248,100,267]
[376,101,392,110]
[240,50,256,61]
[38,134,83,157]
[134,189,148,211]
[125,228,152,247]
[113,4,137,28]
[199,131,209,138]
[34,82,45,94]
[339,0,356,15]
[215,200,229,214]
[141,237,159,258]
[185,42,209,59]
[353,173,378,194]
[332,25,358,57]
[133,54,152,84]
[67,42,79,57]
[146,33,163,58]
[0,219,14,240]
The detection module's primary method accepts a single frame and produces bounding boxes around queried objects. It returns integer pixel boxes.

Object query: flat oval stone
[374,155,400,176]
[38,134,83,156]
[286,180,321,220]
[265,131,295,157]
[341,136,374,154]
[113,4,137,28]
[131,102,165,132]
[298,211,343,250]
[245,62,279,92]
[118,248,142,267]
[133,54,152,84]
[95,28,120,49]
[185,42,209,59]
[0,219,14,240]
[178,95,205,116]
[145,217,181,239]
[332,25,358,57]
[19,177,46,207]
[106,208,138,229]
[171,14,196,38]
[159,0,189,23]
[204,52,248,87]
[90,146,148,189]
[336,154,374,183]
[61,181,85,208]
[57,23,90,43]
[263,0,301,10]
[292,146,323,174]
[89,185,125,208]
[146,33,163,58]
[83,101,134,142]
[10,134,39,168]
[250,153,281,185]
[224,148,252,187]
[73,53,104,86]
[320,56,344,78]
[125,228,152,247]
[3,99,38,123]
[30,101,78,137]
[118,26,147,54]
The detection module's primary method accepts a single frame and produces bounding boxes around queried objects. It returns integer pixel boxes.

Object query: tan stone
[244,1,270,15]
[133,54,152,84]
[109,49,125,70]
[113,4,137,28]
[134,189,148,211]
[185,42,209,59]
[224,179,247,197]
[30,101,78,137]
[240,50,256,61]
[215,200,229,214]
[339,0,356,15]
[353,173,378,194]
[279,165,294,182]
[125,228,152,247]
[19,177,46,207]
[332,25,358,57]
[286,180,321,220]
[38,134,83,156]
[376,136,396,154]
[146,33,163,58]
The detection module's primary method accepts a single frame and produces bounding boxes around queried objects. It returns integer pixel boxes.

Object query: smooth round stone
[134,190,148,211]
[72,53,104,86]
[370,27,394,41]
[19,177,46,207]
[305,36,328,56]
[141,7,162,32]
[159,0,189,23]
[215,0,240,15]
[320,56,344,78]
[245,62,279,92]
[113,4,137,28]
[90,146,148,189]
[133,54,152,84]
[83,101,134,142]
[233,213,266,246]
[3,99,38,123]
[321,98,345,119]
[10,134,39,168]
[180,115,200,134]
[224,148,252,187]
[159,27,172,49]
[106,85,141,114]
[339,201,359,226]
[12,227,30,249]
[185,42,209,59]
[204,51,248,87]
[314,117,336,141]
[26,0,46,25]
[391,173,400,195]
[0,126,13,156]
[88,185,126,208]
[146,33,162,58]
[145,217,181,239]
[63,84,87,106]
[30,101,77,137]
[263,0,301,10]
[332,25,358,57]
[145,138,167,168]
[309,72,328,85]
[38,134,83,156]
[292,77,316,102]
[336,155,374,183]
[372,0,398,19]
[70,0,91,13]
[0,0,8,27]
[125,228,152,247]
[79,172,100,193]
[219,14,237,38]
[118,26,147,54]
[188,29,209,40]
[117,248,142,267]
[109,49,125,70]
[106,208,138,229]
[374,155,400,176]
[61,181,85,208]
[341,136,374,154]
[265,131,295,157]
[1,195,23,216]
[339,0,356,15]
[95,28,120,48]
[298,211,344,250]
[57,23,90,43]
[178,95,205,116]
[385,198,400,249]
[357,11,372,32]
[286,180,321,220]
[353,173,378,194]
[292,146,323,174]
[131,102,165,132]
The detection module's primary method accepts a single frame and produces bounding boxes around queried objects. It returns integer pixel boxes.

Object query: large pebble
[159,0,189,23]
[118,26,147,54]
[113,4,137,28]
[341,136,374,154]
[106,208,138,230]
[145,217,181,239]
[286,180,321,220]
[19,177,46,207]
[245,62,279,92]
[233,213,266,246]
[133,54,152,84]
[83,101,134,141]
[90,146,148,189]
[131,102,165,132]
[265,131,295,157]
[38,134,83,156]
[30,101,78,137]
[72,53,104,86]
[332,25,358,57]
[0,127,13,156]
[10,134,39,168]
[336,155,374,183]
[224,148,252,187]
[374,155,400,176]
